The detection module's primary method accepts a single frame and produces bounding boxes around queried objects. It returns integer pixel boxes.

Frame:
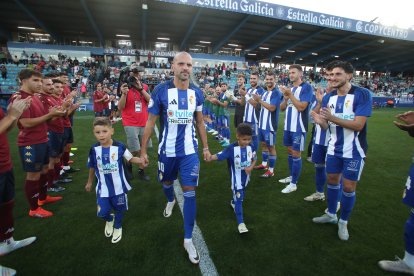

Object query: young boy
[85,117,144,243]
[207,123,257,234]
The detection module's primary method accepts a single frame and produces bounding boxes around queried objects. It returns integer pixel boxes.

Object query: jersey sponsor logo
[167,109,193,124]
[335,113,355,120]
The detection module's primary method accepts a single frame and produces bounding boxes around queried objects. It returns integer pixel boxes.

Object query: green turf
[2,108,412,275]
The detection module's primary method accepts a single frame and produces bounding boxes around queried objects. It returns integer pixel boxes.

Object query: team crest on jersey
[347,160,359,171]
[189,95,194,104]
[345,99,351,108]
[111,152,116,161]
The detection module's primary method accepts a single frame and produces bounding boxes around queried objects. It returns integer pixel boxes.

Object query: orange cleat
[29,207,53,218]
[38,195,63,206]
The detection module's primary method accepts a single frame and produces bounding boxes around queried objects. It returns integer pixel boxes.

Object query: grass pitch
[1,108,411,275]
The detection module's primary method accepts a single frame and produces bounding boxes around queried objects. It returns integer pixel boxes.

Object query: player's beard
[178,71,189,81]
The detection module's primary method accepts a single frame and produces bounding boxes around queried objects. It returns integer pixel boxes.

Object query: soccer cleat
[207,129,215,133]
[338,221,349,241]
[105,215,114,237]
[0,237,36,256]
[306,156,313,163]
[111,228,122,243]
[254,164,268,170]
[260,170,274,178]
[29,207,53,218]
[279,176,292,183]
[312,212,338,224]
[69,153,74,157]
[221,142,230,147]
[47,186,66,192]
[184,240,200,264]
[211,131,218,136]
[0,265,16,276]
[238,223,249,234]
[59,172,72,179]
[163,199,176,217]
[324,202,341,214]
[38,195,62,206]
[378,258,414,275]
[281,184,297,194]
[304,192,325,201]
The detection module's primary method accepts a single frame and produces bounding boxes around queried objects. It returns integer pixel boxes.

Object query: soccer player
[210,82,231,146]
[279,65,313,194]
[85,117,144,244]
[232,74,247,128]
[0,96,36,261]
[241,72,264,165]
[140,52,211,264]
[93,83,105,117]
[311,60,372,241]
[207,123,257,233]
[252,72,282,178]
[13,69,66,218]
[304,74,334,202]
[378,111,414,274]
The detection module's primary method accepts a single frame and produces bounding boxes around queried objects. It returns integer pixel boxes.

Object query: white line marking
[154,125,218,276]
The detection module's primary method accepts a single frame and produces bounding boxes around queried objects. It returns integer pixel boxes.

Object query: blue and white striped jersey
[88,141,132,198]
[217,143,257,190]
[322,85,372,158]
[283,82,313,133]
[149,80,204,157]
[258,88,283,132]
[244,86,264,124]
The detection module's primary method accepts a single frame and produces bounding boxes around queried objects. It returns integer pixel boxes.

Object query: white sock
[269,167,274,173]
[404,251,414,269]
[338,218,348,224]
[261,161,268,166]
[184,238,192,244]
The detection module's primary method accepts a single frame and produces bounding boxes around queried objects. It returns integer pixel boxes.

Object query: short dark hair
[250,71,259,77]
[44,72,59,78]
[18,69,42,81]
[59,72,68,76]
[93,117,112,128]
[289,64,303,72]
[220,82,227,86]
[266,71,276,78]
[237,123,253,136]
[237,73,245,80]
[325,60,354,74]
[52,79,63,84]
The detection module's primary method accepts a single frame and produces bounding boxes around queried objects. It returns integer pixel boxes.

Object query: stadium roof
[1,0,413,72]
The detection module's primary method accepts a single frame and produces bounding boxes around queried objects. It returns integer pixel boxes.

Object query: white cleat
[338,221,349,241]
[304,192,325,202]
[105,214,114,237]
[184,240,200,264]
[163,199,176,218]
[211,131,218,136]
[324,202,341,214]
[312,212,338,224]
[378,258,414,275]
[281,184,297,194]
[238,223,249,234]
[0,237,37,256]
[111,228,122,243]
[0,265,16,276]
[278,176,292,184]
[230,200,235,211]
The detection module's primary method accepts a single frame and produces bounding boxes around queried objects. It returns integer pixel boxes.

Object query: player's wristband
[203,147,209,151]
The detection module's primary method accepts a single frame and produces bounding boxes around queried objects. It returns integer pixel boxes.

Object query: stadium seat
[78,105,87,111]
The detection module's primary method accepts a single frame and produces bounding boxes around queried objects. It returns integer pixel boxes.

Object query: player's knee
[97,205,111,218]
[234,190,244,202]
[182,185,196,191]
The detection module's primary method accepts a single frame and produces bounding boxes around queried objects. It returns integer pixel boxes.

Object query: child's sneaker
[105,214,114,237]
[112,228,122,243]
[238,223,249,234]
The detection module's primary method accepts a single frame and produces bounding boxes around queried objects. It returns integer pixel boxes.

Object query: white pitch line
[154,125,218,276]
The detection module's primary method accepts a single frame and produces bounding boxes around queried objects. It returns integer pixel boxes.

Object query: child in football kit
[85,117,144,243]
[207,123,257,233]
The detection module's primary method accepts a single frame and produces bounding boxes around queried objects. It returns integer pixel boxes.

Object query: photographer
[118,64,151,181]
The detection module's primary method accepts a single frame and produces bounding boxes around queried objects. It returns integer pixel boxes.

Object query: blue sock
[288,154,293,176]
[291,157,302,185]
[268,155,276,172]
[252,135,258,151]
[227,128,231,140]
[163,184,175,202]
[340,191,356,222]
[183,190,196,239]
[315,164,326,193]
[262,151,269,166]
[114,211,124,229]
[234,190,245,224]
[327,184,341,215]
[405,211,414,255]
[338,177,343,202]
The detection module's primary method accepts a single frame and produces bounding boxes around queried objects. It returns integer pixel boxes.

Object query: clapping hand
[7,96,31,119]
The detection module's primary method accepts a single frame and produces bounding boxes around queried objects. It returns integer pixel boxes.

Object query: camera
[117,63,145,96]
